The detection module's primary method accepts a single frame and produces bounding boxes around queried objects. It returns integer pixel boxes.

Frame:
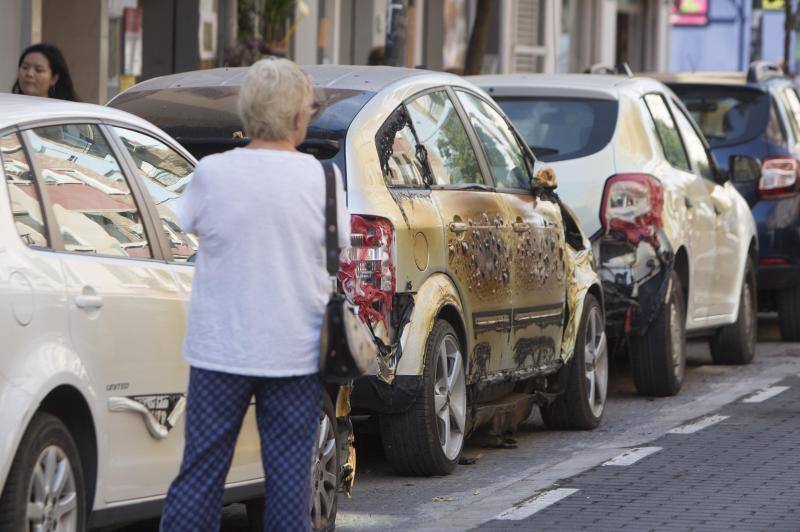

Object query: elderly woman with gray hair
[160,58,349,531]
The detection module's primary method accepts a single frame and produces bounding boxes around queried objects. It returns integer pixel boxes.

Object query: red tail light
[759,157,800,199]
[759,257,789,266]
[339,215,395,325]
[600,173,664,246]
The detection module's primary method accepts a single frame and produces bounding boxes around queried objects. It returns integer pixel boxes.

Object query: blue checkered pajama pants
[160,367,323,532]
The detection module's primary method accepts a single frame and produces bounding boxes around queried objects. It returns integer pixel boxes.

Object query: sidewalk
[477,374,800,531]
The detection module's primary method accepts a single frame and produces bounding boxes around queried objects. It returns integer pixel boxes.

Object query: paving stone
[476,375,800,531]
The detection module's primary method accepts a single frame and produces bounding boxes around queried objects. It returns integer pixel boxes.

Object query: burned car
[109,66,607,477]
[474,73,759,397]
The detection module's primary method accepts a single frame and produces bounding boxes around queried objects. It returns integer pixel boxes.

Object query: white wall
[0,0,40,94]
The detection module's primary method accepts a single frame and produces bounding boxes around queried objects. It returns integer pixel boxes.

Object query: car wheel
[379,320,467,476]
[0,412,86,532]
[630,270,686,397]
[541,294,607,430]
[246,393,339,532]
[776,283,800,341]
[710,259,757,364]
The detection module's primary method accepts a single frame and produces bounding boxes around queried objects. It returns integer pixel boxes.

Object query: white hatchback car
[0,95,342,531]
[474,74,760,396]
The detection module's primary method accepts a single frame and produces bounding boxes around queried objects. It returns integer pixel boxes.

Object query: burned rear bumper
[598,236,673,339]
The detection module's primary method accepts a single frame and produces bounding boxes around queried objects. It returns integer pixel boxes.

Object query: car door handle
[448,222,469,233]
[512,222,530,233]
[75,295,103,309]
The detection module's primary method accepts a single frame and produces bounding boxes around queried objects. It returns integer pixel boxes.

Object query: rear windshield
[109,86,374,161]
[668,85,770,148]
[494,97,618,162]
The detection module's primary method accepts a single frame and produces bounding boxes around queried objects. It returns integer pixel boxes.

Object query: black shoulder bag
[319,161,378,383]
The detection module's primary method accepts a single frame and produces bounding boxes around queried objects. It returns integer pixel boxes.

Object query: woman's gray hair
[237,57,312,141]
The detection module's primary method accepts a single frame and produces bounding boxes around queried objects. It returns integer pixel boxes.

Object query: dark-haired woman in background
[12,43,79,101]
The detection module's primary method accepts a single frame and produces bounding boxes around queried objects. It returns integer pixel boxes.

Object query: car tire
[379,319,467,476]
[0,412,86,532]
[246,392,339,532]
[630,270,686,397]
[776,283,800,341]
[541,294,607,430]
[710,259,757,364]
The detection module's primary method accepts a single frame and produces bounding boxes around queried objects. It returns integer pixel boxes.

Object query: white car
[473,74,760,396]
[0,95,342,530]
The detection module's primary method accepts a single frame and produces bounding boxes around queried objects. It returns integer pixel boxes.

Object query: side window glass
[766,98,788,145]
[113,127,198,262]
[1,133,49,247]
[671,102,715,181]
[456,90,531,190]
[644,93,691,172]
[25,124,152,258]
[376,107,427,187]
[780,88,800,143]
[405,91,483,185]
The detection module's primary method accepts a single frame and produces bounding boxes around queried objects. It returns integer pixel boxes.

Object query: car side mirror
[533,166,558,190]
[728,155,761,184]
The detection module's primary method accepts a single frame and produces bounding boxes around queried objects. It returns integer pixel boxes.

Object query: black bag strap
[322,161,339,277]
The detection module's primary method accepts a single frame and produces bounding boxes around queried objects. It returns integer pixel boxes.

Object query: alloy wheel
[433,333,466,461]
[27,445,78,532]
[310,409,337,529]
[584,305,608,418]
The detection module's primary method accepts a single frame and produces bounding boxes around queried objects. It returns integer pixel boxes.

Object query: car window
[671,102,715,181]
[1,133,49,248]
[644,93,691,172]
[669,85,770,148]
[456,90,531,190]
[766,98,788,145]
[25,124,152,258]
[403,90,483,186]
[779,87,800,144]
[113,127,198,262]
[376,106,428,187]
[496,97,618,163]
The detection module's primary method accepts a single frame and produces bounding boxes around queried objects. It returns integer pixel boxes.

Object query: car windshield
[494,97,618,162]
[668,85,770,148]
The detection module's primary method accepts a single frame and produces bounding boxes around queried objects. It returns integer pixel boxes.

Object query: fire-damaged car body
[109,66,607,478]
[474,74,760,397]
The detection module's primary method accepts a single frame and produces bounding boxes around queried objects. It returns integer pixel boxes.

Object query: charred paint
[446,212,513,301]
[469,342,491,383]
[516,225,567,292]
[513,336,557,369]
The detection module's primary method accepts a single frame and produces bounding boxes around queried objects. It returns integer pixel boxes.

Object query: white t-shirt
[176,148,349,377]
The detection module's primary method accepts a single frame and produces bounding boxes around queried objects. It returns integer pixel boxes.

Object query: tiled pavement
[477,375,800,531]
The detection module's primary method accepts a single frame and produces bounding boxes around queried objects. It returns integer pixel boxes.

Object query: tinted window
[496,97,618,162]
[404,91,483,185]
[671,102,715,181]
[25,124,152,258]
[114,127,198,262]
[1,133,48,247]
[644,93,691,172]
[669,85,770,148]
[456,91,530,190]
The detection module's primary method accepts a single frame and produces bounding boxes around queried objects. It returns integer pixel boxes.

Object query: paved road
[118,316,800,531]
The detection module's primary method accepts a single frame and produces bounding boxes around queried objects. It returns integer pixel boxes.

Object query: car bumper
[597,237,672,339]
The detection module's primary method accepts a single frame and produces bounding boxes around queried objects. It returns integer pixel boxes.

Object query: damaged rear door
[404,89,514,383]
[454,90,566,374]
